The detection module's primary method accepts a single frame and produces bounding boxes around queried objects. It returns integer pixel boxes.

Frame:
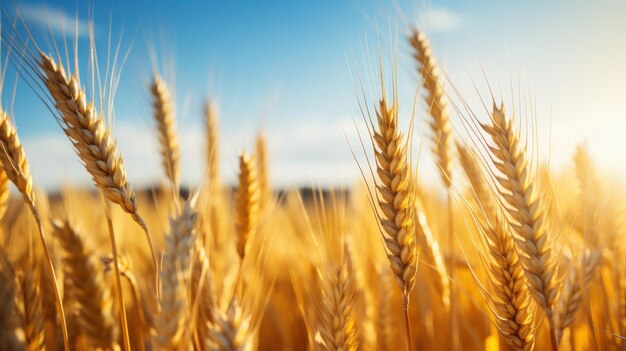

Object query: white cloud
[419,8,462,32]
[18,3,90,38]
[21,116,365,191]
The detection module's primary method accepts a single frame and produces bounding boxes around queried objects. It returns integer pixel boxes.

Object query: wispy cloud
[419,8,462,32]
[22,117,363,191]
[18,3,91,37]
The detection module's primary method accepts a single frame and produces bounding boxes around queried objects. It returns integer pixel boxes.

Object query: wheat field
[0,5,624,351]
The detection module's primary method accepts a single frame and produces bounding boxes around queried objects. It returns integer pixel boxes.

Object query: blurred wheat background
[0,1,625,350]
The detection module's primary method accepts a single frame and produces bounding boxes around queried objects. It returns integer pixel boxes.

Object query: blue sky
[3,0,626,190]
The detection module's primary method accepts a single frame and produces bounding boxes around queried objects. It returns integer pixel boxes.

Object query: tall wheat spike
[554,249,603,343]
[206,298,254,351]
[151,74,180,189]
[18,270,46,351]
[52,220,119,350]
[153,203,198,350]
[481,218,535,351]
[370,97,417,305]
[482,103,560,347]
[235,152,260,260]
[205,101,221,194]
[457,143,495,217]
[0,109,34,206]
[409,29,453,188]
[0,108,68,349]
[255,132,271,210]
[317,252,359,351]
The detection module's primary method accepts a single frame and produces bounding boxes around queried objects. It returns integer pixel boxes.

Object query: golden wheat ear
[206,297,254,351]
[51,220,119,351]
[480,217,535,351]
[0,108,69,350]
[0,251,27,351]
[36,52,159,287]
[205,101,221,194]
[316,248,359,351]
[409,29,453,189]
[482,102,560,348]
[554,249,602,343]
[150,74,180,191]
[255,132,271,211]
[152,202,198,350]
[235,151,260,261]
[17,269,46,351]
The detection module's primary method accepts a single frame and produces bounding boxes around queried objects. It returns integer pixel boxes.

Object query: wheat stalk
[235,152,260,260]
[151,74,180,189]
[0,108,69,350]
[52,220,119,350]
[555,249,603,343]
[481,218,535,351]
[206,298,254,351]
[316,253,359,351]
[153,202,198,350]
[482,103,560,348]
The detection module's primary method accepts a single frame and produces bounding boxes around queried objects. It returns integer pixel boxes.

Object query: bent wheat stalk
[37,52,158,293]
[0,109,69,350]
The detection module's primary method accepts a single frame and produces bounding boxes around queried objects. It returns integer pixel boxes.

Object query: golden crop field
[0,3,623,351]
